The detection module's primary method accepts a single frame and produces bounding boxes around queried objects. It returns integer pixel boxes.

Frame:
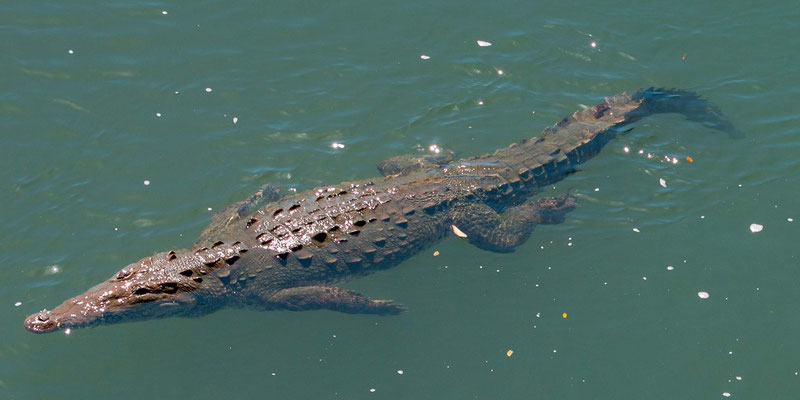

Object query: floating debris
[420,54,430,60]
[506,349,514,357]
[562,312,567,318]
[452,225,467,238]
[659,178,667,188]
[143,180,150,185]
[433,251,440,257]
[632,228,640,233]
[14,301,22,307]
[698,291,710,299]
[749,223,763,233]
[476,40,492,47]
[161,10,168,15]
[397,370,404,375]
[686,156,694,163]
[205,87,212,93]
[232,117,238,124]
[331,142,345,149]
[667,265,674,271]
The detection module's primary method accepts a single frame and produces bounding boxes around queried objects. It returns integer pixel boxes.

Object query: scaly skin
[24,88,738,333]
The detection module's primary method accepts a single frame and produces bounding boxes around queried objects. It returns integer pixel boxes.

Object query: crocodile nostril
[36,313,50,322]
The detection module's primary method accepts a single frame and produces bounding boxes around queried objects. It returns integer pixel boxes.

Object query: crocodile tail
[628,87,742,137]
[493,88,739,190]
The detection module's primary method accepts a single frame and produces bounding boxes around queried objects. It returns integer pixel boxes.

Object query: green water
[2,1,798,398]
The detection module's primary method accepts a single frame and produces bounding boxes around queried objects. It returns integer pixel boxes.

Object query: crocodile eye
[116,269,133,281]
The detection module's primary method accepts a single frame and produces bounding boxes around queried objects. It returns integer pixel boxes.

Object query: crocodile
[24,88,738,333]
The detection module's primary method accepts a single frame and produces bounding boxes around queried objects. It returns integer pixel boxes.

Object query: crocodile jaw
[24,280,199,334]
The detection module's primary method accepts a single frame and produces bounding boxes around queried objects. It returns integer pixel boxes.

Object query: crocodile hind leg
[267,286,406,315]
[377,150,456,177]
[196,184,283,248]
[448,193,576,253]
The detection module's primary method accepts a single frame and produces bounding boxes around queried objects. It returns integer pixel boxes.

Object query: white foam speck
[666,266,674,270]
[155,113,162,117]
[735,376,742,381]
[161,10,168,15]
[68,49,74,54]
[143,180,150,185]
[14,301,22,307]
[642,276,647,280]
[594,187,599,192]
[590,41,597,48]
[64,328,71,335]
[429,144,441,154]
[369,388,376,393]
[420,54,430,60]
[477,40,492,47]
[477,100,484,105]
[331,142,345,149]
[788,218,794,222]
[205,87,213,93]
[497,69,504,75]
[749,223,763,233]
[722,393,731,397]
[623,146,630,153]
[698,291,710,299]
[632,228,640,233]
[207,207,212,211]
[659,178,667,188]
[397,370,404,375]
[232,117,238,124]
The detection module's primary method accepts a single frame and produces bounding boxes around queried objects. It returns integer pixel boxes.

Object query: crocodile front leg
[267,286,407,315]
[449,193,576,253]
[196,184,283,247]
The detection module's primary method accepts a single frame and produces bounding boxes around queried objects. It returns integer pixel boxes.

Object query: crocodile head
[24,249,217,334]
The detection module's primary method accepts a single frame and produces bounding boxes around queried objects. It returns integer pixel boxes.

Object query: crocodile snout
[24,310,58,333]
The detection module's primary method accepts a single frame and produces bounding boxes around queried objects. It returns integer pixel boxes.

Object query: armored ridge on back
[24,88,738,333]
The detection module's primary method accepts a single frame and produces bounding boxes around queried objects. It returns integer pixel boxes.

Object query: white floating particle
[749,223,763,233]
[698,291,710,299]
[232,117,238,124]
[207,207,212,211]
[174,91,180,94]
[788,218,794,222]
[46,265,60,275]
[477,100,484,105]
[64,328,71,335]
[271,372,276,376]
[161,10,168,15]
[156,112,162,117]
[667,266,674,270]
[632,228,640,233]
[205,87,212,93]
[594,187,599,192]
[590,41,597,48]
[397,370,404,375]
[143,180,150,185]
[68,49,74,54]
[623,146,630,153]
[14,301,22,307]
[647,153,653,159]
[429,144,441,154]
[672,157,678,164]
[638,149,644,154]
[369,388,376,393]
[331,142,345,149]
[420,54,430,60]
[476,40,492,47]
[722,393,731,398]
[642,276,647,280]
[735,376,742,381]
[497,69,504,75]
[659,178,667,188]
